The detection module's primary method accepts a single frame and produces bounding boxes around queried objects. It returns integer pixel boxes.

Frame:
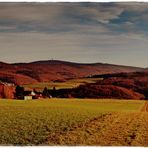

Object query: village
[0,82,54,100]
[0,80,76,100]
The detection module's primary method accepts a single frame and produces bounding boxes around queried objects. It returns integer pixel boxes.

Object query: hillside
[0,60,146,85]
[50,71,148,100]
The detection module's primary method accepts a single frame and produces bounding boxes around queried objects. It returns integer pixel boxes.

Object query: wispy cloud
[0,2,147,35]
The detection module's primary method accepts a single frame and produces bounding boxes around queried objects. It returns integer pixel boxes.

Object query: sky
[0,2,148,67]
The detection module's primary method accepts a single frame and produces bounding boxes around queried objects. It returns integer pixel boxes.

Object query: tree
[42,87,49,98]
[52,86,56,97]
[15,85,24,99]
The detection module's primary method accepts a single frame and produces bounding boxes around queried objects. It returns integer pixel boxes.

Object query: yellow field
[0,99,147,146]
[22,78,102,91]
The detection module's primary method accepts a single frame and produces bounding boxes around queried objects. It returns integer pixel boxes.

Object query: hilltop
[0,60,146,85]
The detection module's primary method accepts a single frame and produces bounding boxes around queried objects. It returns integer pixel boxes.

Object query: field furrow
[95,113,142,146]
[47,113,117,145]
[141,101,148,112]
[47,112,148,146]
[131,113,148,146]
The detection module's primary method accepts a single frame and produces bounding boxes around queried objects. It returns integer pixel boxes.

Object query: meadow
[22,78,102,91]
[0,99,147,146]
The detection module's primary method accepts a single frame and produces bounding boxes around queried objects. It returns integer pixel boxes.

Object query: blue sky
[0,2,148,67]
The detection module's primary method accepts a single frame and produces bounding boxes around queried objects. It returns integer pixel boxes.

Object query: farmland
[0,99,147,146]
[22,78,102,91]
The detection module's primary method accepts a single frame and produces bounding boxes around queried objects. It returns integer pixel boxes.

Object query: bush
[70,84,145,100]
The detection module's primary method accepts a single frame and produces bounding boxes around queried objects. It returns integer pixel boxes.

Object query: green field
[0,99,147,146]
[22,78,102,91]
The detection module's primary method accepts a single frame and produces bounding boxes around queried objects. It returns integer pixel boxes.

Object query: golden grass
[0,99,147,145]
[22,78,102,91]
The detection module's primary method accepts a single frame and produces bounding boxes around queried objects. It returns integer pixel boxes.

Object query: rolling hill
[0,60,146,85]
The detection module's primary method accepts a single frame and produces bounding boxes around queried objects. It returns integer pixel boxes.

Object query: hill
[51,71,148,100]
[0,60,146,85]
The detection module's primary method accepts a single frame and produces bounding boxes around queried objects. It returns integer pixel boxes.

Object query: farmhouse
[0,82,15,99]
[23,90,42,100]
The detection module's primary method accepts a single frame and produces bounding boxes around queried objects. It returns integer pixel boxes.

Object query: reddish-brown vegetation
[47,83,145,100]
[48,71,148,100]
[96,71,148,99]
[0,60,145,85]
[70,84,145,100]
[0,83,15,99]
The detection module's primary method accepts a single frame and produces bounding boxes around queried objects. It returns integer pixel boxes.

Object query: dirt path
[88,113,141,146]
[47,112,148,146]
[131,113,148,146]
[47,113,116,145]
[141,101,148,112]
[47,101,148,146]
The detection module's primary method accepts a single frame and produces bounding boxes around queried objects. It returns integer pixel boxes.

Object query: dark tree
[52,86,56,97]
[42,87,49,97]
[33,88,38,94]
[15,85,24,99]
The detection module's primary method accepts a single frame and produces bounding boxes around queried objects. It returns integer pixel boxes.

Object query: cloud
[61,3,124,25]
[0,3,124,33]
[0,2,147,36]
[108,3,148,34]
[0,3,64,22]
[1,2,147,35]
[118,2,148,12]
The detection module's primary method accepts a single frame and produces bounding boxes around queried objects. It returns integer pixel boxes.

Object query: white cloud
[0,3,123,26]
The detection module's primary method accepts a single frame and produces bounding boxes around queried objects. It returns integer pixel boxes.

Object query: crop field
[0,99,147,146]
[22,78,102,91]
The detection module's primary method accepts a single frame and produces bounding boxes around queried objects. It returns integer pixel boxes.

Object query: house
[24,95,32,100]
[23,90,35,100]
[23,90,42,100]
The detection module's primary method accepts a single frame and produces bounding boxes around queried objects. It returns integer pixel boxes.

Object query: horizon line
[0,59,147,69]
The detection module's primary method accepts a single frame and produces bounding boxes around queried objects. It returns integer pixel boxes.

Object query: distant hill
[0,60,146,85]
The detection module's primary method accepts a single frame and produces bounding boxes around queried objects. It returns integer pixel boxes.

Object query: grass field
[22,78,102,91]
[0,99,147,146]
